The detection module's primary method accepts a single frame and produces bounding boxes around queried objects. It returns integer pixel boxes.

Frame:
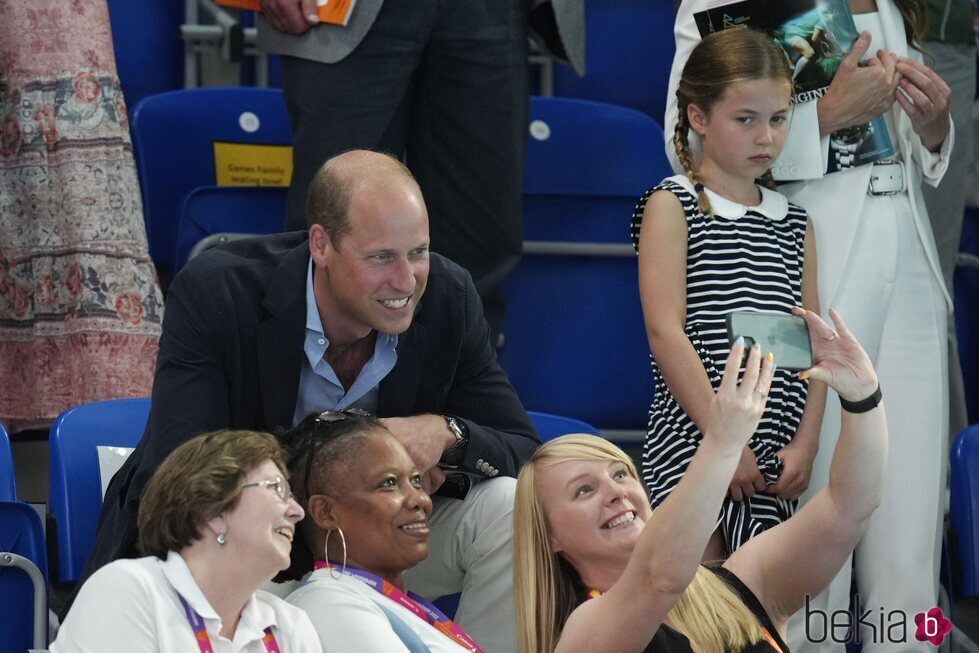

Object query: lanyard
[582,587,785,653]
[314,561,483,653]
[178,594,281,653]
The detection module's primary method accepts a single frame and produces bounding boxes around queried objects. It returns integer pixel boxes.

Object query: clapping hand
[792,308,878,405]
[894,57,951,152]
[817,32,901,135]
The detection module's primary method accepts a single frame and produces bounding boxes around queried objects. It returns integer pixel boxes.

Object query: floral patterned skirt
[0,1,162,430]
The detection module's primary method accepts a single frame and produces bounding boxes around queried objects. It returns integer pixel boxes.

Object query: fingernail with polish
[735,336,744,346]
[766,352,774,362]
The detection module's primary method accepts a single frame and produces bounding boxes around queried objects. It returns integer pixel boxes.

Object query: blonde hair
[514,434,763,653]
[675,28,791,217]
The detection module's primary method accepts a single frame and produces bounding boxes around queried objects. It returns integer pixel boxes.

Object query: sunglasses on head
[303,408,373,500]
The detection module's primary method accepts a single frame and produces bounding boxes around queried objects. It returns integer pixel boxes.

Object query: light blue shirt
[292,261,398,426]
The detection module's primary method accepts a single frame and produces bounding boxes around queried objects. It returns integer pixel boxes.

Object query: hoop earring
[324,527,347,580]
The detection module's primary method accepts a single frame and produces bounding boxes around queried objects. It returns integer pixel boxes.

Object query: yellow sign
[213,142,293,187]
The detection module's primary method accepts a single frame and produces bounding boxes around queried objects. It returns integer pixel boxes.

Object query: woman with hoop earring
[283,411,480,652]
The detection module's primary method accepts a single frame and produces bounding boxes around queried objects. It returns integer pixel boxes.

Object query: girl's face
[535,457,653,578]
[688,78,792,187]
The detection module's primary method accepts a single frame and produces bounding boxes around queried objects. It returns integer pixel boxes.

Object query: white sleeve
[912,117,953,187]
[289,582,414,653]
[50,563,160,653]
[665,0,705,175]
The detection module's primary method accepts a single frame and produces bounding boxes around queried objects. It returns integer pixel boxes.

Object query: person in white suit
[665,2,953,651]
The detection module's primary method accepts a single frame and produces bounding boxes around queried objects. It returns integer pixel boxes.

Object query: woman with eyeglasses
[282,411,479,652]
[52,430,321,652]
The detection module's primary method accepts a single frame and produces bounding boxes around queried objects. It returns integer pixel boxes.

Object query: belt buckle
[868,159,905,196]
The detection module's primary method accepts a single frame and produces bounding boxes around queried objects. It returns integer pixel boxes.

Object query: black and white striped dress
[631,175,810,552]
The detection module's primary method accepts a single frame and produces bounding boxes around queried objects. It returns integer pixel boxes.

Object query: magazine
[693,0,894,174]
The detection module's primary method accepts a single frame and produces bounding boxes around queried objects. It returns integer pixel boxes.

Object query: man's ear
[307,494,341,531]
[308,223,334,268]
[687,103,710,137]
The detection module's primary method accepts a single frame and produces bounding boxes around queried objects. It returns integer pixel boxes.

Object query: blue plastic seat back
[528,411,601,442]
[0,423,14,501]
[130,87,292,272]
[106,0,183,107]
[951,424,979,597]
[551,0,677,121]
[0,500,48,653]
[499,97,669,429]
[955,207,979,424]
[49,398,150,582]
[174,185,289,273]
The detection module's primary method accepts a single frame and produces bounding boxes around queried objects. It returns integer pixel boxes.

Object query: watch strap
[839,384,882,414]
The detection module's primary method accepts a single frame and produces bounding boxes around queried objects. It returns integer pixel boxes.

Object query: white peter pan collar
[667,174,789,221]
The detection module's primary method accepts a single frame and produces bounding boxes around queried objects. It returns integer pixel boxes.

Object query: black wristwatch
[439,415,469,468]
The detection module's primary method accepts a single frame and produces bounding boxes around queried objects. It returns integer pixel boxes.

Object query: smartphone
[725,311,812,372]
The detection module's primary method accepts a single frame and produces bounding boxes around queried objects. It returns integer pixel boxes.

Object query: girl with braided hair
[631,28,826,561]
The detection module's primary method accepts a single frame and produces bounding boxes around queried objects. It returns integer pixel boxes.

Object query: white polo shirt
[52,551,321,653]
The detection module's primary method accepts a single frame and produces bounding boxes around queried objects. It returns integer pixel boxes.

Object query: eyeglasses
[304,409,373,500]
[241,476,294,504]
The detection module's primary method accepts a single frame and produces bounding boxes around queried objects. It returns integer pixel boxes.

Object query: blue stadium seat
[955,207,979,424]
[551,0,677,121]
[0,500,48,653]
[174,185,288,273]
[0,422,14,501]
[130,87,292,275]
[499,96,671,430]
[49,398,150,583]
[107,0,183,107]
[951,424,979,598]
[528,411,601,441]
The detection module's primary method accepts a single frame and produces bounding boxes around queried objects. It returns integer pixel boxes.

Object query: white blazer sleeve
[900,47,955,187]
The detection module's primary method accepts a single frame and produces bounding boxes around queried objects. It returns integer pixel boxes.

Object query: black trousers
[281,0,529,339]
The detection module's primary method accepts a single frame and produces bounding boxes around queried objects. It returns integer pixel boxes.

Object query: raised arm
[725,308,886,629]
[556,343,774,653]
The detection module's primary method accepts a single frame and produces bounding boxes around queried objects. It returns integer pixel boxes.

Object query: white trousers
[404,477,518,653]
[788,191,949,652]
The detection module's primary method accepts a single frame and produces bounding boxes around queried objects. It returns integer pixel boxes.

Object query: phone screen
[725,311,813,372]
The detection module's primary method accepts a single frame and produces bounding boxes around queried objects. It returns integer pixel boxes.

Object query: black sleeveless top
[642,567,789,653]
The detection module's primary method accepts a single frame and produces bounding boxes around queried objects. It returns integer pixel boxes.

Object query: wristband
[839,384,882,413]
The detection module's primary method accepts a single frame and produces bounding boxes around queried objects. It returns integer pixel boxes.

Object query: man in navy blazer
[77,151,538,650]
